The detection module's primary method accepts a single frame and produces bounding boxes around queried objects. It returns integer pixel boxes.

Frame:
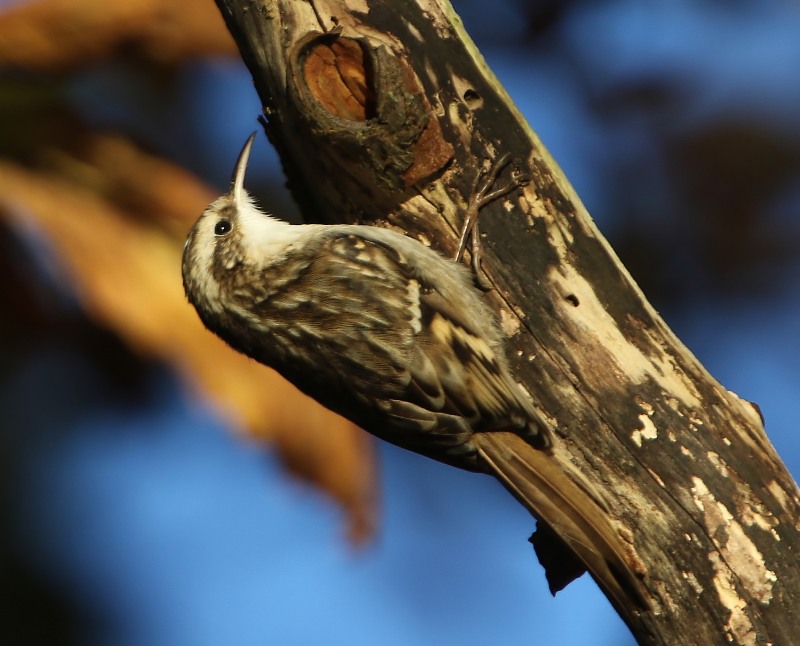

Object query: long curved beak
[229,131,258,204]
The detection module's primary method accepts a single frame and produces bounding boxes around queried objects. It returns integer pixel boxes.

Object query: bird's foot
[455,153,528,290]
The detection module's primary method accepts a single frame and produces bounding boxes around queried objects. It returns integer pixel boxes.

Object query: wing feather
[234,229,550,468]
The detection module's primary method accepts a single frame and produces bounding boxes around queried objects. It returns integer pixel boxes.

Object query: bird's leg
[455,153,525,290]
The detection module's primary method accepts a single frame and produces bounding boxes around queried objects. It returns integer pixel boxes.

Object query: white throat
[235,192,317,262]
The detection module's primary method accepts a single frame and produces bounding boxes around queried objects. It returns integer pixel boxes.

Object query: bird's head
[181,132,286,315]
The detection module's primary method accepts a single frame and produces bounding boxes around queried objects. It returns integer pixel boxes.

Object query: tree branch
[214,0,800,642]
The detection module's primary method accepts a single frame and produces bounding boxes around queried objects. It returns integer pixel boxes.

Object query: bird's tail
[473,431,649,612]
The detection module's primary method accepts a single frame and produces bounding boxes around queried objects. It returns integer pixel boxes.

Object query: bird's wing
[237,230,548,466]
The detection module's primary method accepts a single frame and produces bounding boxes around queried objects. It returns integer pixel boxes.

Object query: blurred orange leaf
[0,0,237,71]
[0,133,377,542]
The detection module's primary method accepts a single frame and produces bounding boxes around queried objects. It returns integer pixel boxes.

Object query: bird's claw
[455,153,526,291]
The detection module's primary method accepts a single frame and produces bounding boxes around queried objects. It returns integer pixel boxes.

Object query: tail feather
[473,431,649,611]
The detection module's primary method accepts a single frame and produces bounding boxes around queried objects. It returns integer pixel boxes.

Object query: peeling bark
[214,0,800,642]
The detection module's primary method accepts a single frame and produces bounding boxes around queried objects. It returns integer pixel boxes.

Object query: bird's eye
[214,220,232,236]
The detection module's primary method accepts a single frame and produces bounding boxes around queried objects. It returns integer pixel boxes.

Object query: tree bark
[214,0,800,643]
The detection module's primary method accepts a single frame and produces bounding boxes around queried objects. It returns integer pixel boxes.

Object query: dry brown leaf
[0,140,378,542]
[0,0,237,71]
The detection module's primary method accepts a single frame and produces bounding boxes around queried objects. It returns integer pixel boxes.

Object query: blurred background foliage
[1,0,799,644]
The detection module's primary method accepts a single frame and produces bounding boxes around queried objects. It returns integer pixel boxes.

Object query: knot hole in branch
[294,33,454,190]
[301,36,377,122]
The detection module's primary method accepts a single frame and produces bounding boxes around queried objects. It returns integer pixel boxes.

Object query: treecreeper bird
[182,133,649,611]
